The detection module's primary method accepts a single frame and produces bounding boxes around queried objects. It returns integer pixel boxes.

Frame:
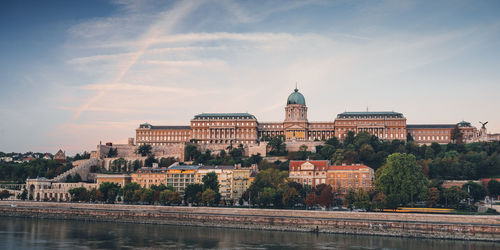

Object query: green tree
[488,180,500,197]
[68,187,88,202]
[184,183,204,204]
[202,188,217,206]
[451,125,463,144]
[353,189,370,210]
[443,186,469,208]
[141,188,154,204]
[268,135,287,156]
[137,144,152,156]
[132,160,142,171]
[427,187,440,208]
[282,187,300,208]
[462,181,487,201]
[258,187,276,207]
[98,182,120,203]
[144,155,157,167]
[0,190,12,200]
[122,182,141,203]
[320,144,335,159]
[107,147,118,157]
[202,172,219,193]
[371,191,387,210]
[331,149,344,165]
[375,153,429,206]
[17,188,28,200]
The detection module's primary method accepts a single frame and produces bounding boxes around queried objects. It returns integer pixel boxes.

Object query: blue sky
[1,0,499,155]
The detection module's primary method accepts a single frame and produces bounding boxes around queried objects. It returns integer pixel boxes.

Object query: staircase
[52,158,101,182]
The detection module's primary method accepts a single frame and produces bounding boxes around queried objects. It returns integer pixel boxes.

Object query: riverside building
[288,160,374,196]
[136,87,481,145]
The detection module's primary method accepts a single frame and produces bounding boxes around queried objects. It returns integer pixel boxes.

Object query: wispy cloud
[70,0,205,120]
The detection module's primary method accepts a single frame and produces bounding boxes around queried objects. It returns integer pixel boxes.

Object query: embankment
[1,201,499,241]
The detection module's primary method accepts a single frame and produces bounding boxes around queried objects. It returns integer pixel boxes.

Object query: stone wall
[1,201,499,241]
[285,141,324,153]
[97,144,185,164]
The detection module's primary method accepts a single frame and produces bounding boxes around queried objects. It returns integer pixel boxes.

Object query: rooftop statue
[479,121,488,129]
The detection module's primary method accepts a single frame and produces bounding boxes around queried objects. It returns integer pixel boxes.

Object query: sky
[1,0,500,155]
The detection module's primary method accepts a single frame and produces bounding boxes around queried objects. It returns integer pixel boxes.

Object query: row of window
[337,121,404,126]
[137,131,188,135]
[192,122,255,126]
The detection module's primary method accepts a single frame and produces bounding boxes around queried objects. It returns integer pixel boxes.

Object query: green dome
[287,88,306,105]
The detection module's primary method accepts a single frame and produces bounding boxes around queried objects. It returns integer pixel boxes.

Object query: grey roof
[198,165,235,170]
[168,165,201,170]
[138,123,189,130]
[137,167,168,173]
[151,126,190,130]
[458,121,472,127]
[337,111,404,118]
[193,113,256,120]
[407,124,455,129]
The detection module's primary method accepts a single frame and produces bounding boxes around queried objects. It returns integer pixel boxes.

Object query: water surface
[1,217,498,249]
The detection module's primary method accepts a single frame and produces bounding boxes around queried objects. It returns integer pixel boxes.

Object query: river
[1,217,499,249]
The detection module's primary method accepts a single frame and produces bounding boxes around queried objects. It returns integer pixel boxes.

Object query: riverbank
[1,201,500,241]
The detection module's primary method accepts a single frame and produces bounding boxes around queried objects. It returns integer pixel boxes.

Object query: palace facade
[288,160,374,196]
[136,87,480,146]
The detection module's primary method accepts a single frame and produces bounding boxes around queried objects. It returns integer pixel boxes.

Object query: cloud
[69,0,205,121]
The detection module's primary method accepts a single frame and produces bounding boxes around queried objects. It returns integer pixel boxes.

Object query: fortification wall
[285,141,324,153]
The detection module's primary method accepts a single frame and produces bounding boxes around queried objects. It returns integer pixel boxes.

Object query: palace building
[288,160,374,196]
[135,87,480,146]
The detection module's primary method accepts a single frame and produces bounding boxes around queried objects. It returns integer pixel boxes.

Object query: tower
[284,87,308,140]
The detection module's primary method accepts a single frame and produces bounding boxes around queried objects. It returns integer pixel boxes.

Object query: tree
[462,181,487,202]
[371,191,387,210]
[451,125,463,144]
[202,188,217,206]
[122,182,141,203]
[68,187,88,202]
[17,188,28,200]
[427,187,440,208]
[258,187,275,207]
[443,186,469,208]
[320,144,336,160]
[202,172,219,193]
[98,182,120,203]
[144,155,157,168]
[184,183,204,204]
[184,144,200,161]
[317,185,334,208]
[344,189,355,209]
[282,187,300,208]
[0,190,12,200]
[107,147,118,158]
[132,160,142,171]
[73,173,82,182]
[159,190,182,205]
[137,144,152,157]
[159,157,176,168]
[488,180,500,198]
[268,135,287,156]
[375,153,429,206]
[305,192,318,208]
[353,189,370,210]
[141,188,154,204]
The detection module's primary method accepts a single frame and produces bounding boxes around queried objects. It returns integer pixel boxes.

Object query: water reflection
[0,217,498,249]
